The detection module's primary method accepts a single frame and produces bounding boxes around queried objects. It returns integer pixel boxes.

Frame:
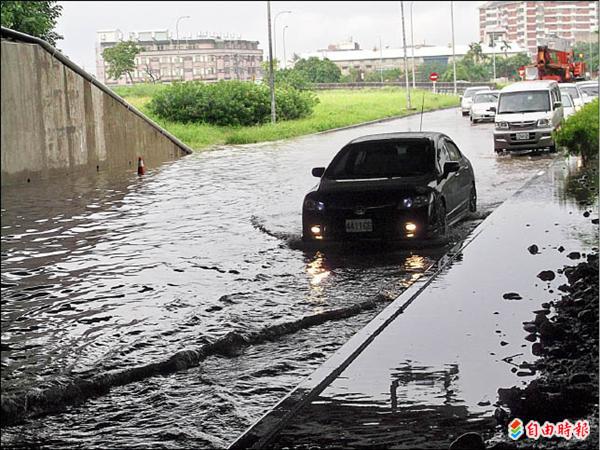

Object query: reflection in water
[271,362,492,450]
[306,251,331,287]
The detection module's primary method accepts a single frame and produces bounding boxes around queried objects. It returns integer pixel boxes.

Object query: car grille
[508,121,536,131]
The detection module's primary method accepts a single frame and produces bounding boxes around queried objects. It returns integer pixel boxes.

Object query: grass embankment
[113,84,459,150]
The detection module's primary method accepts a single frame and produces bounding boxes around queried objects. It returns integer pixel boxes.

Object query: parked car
[460,86,492,116]
[470,91,499,123]
[559,83,584,110]
[302,132,476,243]
[561,93,577,119]
[576,80,599,104]
[493,80,563,154]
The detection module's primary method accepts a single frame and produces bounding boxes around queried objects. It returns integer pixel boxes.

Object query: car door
[443,138,470,218]
[437,140,460,217]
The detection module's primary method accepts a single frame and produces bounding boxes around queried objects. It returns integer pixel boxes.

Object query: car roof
[474,90,499,96]
[559,83,580,89]
[464,86,491,91]
[500,80,557,93]
[347,132,447,145]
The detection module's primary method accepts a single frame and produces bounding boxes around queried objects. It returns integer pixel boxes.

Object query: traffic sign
[429,72,439,82]
[518,67,525,78]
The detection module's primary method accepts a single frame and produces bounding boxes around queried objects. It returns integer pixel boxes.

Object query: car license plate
[345,219,372,233]
[516,132,530,140]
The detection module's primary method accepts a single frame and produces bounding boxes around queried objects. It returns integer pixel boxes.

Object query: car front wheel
[469,185,477,213]
[433,200,448,237]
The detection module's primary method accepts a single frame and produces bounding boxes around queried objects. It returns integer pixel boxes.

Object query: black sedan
[302,132,476,242]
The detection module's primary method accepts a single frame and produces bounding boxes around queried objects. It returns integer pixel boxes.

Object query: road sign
[518,67,525,78]
[429,72,439,82]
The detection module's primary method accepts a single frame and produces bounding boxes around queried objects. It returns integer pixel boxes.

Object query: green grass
[113,84,459,150]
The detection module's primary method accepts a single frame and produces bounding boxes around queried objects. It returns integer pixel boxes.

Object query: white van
[493,80,563,154]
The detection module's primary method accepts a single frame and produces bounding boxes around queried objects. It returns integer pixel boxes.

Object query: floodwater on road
[1,108,555,448]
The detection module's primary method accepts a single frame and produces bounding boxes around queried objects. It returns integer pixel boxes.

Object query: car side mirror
[490,106,496,112]
[553,101,562,109]
[443,161,460,178]
[312,167,325,178]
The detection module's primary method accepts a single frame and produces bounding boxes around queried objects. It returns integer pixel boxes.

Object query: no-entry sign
[429,72,439,82]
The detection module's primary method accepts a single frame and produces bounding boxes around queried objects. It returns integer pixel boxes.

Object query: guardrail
[311,81,497,94]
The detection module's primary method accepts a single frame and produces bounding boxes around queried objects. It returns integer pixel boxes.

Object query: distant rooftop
[96,29,252,43]
[300,43,528,62]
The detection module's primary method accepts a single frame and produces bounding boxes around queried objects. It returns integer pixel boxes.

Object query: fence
[311,81,498,94]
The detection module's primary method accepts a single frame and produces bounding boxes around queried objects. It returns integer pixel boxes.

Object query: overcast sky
[55,1,485,74]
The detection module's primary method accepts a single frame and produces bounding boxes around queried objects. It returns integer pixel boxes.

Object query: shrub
[554,99,599,164]
[148,80,318,126]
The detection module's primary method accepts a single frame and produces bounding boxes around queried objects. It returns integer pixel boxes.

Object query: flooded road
[1,108,555,448]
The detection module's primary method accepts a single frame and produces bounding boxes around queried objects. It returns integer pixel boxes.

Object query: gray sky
[55,1,485,74]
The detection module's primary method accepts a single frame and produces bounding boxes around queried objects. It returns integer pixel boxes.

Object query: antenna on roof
[419,91,425,132]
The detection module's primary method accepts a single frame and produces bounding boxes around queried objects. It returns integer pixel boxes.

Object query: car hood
[495,111,551,122]
[312,176,436,205]
[472,102,496,111]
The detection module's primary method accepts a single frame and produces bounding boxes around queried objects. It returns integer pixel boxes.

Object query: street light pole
[491,33,497,80]
[410,1,416,88]
[379,36,383,83]
[400,1,411,109]
[176,15,190,81]
[450,1,457,95]
[267,1,276,123]
[282,25,288,69]
[273,10,291,68]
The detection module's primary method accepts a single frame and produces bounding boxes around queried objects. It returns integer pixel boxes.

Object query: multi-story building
[96,29,263,85]
[478,1,598,55]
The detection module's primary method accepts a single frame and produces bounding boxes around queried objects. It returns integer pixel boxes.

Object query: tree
[294,57,342,83]
[500,40,512,57]
[0,1,63,46]
[102,41,142,84]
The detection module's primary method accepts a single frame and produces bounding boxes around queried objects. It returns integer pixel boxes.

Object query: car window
[580,85,598,96]
[560,86,580,99]
[438,142,450,170]
[473,93,498,103]
[497,91,550,114]
[562,94,573,107]
[325,140,435,180]
[445,140,462,161]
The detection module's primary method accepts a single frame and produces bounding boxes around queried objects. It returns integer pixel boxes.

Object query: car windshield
[498,91,550,114]
[325,140,434,180]
[464,88,489,98]
[580,85,598,96]
[560,86,580,99]
[473,93,498,103]
[562,94,574,107]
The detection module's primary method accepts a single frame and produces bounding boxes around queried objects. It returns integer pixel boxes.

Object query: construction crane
[522,45,587,83]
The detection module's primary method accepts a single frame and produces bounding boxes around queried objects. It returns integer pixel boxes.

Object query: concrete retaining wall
[1,35,192,186]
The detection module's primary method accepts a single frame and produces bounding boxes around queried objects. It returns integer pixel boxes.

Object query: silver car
[469,91,499,123]
[460,86,492,116]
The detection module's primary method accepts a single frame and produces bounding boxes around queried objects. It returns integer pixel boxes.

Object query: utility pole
[450,1,457,94]
[283,25,288,69]
[410,1,416,88]
[267,1,276,123]
[176,15,190,81]
[401,1,411,109]
[379,36,384,83]
[491,33,496,80]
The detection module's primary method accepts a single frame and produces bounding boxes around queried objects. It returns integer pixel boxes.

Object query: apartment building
[96,29,263,85]
[479,1,598,55]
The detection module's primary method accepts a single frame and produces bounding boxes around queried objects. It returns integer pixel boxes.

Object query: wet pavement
[239,157,598,449]
[1,108,558,448]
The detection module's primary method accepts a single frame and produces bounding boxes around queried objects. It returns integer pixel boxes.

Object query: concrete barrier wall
[1,38,192,186]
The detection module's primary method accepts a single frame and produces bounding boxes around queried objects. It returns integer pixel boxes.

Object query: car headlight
[495,121,509,130]
[303,198,325,211]
[398,194,430,209]
[537,118,550,127]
